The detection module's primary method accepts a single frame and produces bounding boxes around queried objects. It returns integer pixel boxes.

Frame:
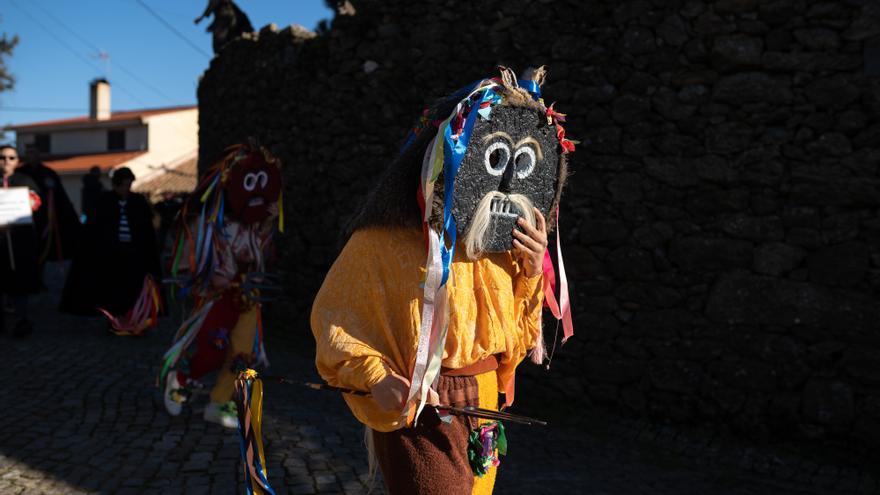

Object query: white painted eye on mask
[243,173,258,191]
[256,171,268,189]
[514,147,536,179]
[484,141,511,176]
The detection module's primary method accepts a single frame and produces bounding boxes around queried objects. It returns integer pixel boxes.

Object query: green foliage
[0,29,18,93]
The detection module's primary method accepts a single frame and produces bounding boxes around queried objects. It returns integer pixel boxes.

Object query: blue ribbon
[400,130,419,155]
[195,200,208,267]
[438,86,497,285]
[517,79,541,100]
[237,381,252,493]
[217,193,225,230]
[400,79,489,156]
[237,379,276,495]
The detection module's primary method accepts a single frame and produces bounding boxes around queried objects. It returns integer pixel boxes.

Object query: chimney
[89,78,111,120]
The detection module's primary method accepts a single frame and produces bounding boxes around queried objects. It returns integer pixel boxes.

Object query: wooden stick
[5,229,14,271]
[256,373,547,425]
[435,405,548,426]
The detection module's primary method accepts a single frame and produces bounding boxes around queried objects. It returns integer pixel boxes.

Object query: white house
[9,79,198,212]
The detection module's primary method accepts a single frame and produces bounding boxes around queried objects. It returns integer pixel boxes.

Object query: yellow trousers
[209,305,258,403]
[472,369,498,495]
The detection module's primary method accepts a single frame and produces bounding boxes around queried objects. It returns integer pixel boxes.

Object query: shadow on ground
[0,272,877,494]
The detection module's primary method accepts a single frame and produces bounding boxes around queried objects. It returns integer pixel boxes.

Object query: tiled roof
[10,105,197,131]
[132,157,198,199]
[44,150,147,173]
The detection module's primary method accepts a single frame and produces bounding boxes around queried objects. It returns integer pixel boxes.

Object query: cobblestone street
[0,283,878,494]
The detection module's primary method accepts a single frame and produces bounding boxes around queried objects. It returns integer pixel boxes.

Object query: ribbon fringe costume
[312,67,575,495]
[160,143,282,425]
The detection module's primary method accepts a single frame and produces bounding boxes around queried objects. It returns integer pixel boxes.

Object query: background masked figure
[312,67,575,494]
[160,142,282,428]
[60,167,162,319]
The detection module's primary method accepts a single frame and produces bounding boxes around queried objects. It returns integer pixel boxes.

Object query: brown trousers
[372,358,499,495]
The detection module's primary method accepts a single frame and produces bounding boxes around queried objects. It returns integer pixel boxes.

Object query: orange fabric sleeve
[311,228,416,432]
[497,262,545,402]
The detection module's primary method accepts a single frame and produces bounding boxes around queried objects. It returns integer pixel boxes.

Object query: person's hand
[512,207,548,278]
[28,190,42,212]
[370,373,411,411]
[426,387,440,406]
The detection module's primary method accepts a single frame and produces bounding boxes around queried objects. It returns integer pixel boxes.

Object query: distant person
[80,166,104,223]
[153,191,185,259]
[195,0,253,53]
[17,157,80,265]
[60,167,162,318]
[0,145,41,337]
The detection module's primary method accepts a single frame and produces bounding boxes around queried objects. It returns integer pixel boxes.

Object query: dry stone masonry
[198,0,880,449]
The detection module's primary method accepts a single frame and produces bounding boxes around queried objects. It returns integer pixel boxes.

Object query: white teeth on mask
[489,196,517,218]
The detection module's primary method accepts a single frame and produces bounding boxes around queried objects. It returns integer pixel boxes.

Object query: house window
[108,129,125,151]
[34,134,50,153]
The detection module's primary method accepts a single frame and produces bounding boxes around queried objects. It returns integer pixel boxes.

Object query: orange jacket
[311,227,544,432]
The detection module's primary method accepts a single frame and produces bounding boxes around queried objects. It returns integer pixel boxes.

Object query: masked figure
[312,67,575,494]
[160,142,282,428]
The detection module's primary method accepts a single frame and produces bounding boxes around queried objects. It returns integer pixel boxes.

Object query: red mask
[224,149,282,224]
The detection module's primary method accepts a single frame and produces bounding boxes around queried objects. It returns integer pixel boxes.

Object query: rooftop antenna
[91,50,111,78]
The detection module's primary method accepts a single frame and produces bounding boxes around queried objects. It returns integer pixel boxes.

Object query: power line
[7,0,150,108]
[8,0,104,74]
[134,0,211,59]
[0,107,85,113]
[28,0,179,105]
[5,1,198,147]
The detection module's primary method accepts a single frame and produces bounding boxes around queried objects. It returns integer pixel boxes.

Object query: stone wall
[198,0,880,447]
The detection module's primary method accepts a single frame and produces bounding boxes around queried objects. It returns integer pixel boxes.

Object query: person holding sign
[0,145,41,337]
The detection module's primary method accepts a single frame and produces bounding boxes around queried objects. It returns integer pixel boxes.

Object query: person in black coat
[81,166,104,223]
[0,145,41,337]
[16,158,80,263]
[60,167,162,316]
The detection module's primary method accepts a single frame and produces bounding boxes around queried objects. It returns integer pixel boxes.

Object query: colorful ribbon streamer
[98,275,163,336]
[158,299,216,389]
[541,209,574,344]
[234,370,275,495]
[407,79,503,425]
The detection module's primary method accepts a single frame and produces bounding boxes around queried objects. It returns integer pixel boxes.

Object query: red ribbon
[542,210,574,343]
[546,104,576,154]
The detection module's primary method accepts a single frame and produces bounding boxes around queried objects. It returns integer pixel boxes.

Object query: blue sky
[0,0,332,136]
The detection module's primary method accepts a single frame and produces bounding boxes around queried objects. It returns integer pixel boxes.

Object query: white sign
[0,187,33,227]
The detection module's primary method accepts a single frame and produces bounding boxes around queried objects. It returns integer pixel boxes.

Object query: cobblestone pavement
[0,283,878,494]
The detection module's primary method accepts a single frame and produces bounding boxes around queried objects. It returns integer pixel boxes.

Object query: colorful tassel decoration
[157,299,215,389]
[467,421,507,477]
[235,369,275,495]
[99,275,163,336]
